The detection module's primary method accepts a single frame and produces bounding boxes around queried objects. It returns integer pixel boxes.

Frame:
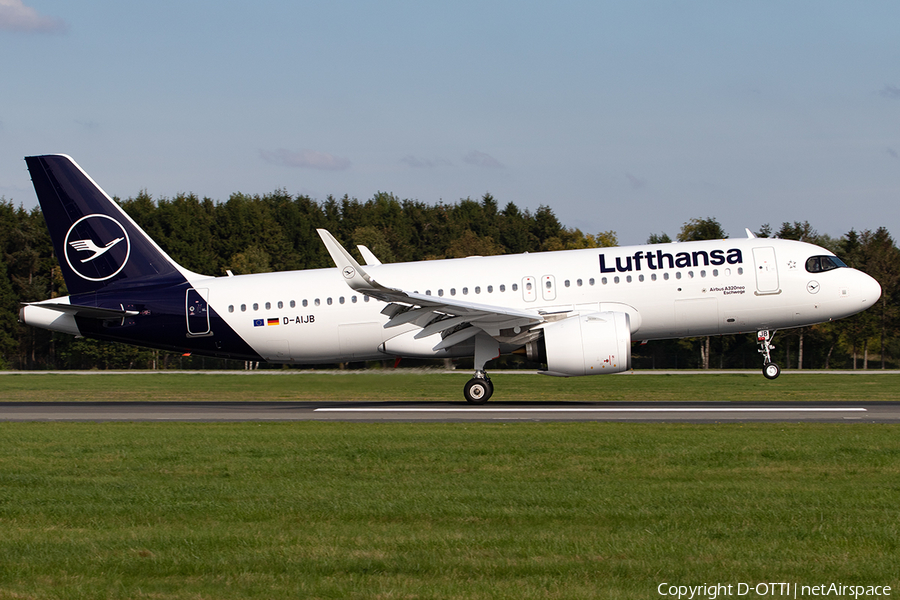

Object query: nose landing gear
[758,329,780,379]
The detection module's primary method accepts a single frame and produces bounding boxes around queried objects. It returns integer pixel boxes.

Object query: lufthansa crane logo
[63,214,131,281]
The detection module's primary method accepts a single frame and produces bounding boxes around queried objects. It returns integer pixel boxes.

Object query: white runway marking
[315,407,867,413]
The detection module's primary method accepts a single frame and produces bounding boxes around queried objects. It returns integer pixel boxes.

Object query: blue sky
[2,1,898,246]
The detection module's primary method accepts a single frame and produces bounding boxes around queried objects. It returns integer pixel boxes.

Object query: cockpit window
[805,255,848,273]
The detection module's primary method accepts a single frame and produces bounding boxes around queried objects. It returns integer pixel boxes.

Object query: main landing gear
[464,333,499,404]
[757,329,781,380]
[464,371,493,404]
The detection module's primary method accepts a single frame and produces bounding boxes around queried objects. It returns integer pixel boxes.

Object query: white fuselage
[179,237,880,364]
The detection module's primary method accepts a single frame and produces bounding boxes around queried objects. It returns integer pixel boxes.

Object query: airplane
[19,154,882,403]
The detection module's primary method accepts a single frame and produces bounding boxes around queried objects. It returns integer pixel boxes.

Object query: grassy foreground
[1,370,899,402]
[1,421,899,600]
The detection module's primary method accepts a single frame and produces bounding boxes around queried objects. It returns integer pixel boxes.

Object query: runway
[2,401,899,423]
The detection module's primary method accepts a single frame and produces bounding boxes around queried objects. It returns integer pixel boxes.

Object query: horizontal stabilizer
[23,301,138,320]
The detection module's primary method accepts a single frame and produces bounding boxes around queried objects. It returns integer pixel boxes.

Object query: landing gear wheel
[464,378,493,404]
[757,330,779,380]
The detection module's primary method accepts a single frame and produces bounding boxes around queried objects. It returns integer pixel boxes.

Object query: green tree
[647,232,671,244]
[0,259,19,368]
[676,217,727,242]
[775,221,816,242]
[446,230,504,258]
[351,226,396,264]
[226,245,272,275]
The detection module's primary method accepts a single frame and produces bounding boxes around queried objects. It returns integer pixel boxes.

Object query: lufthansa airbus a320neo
[20,155,881,402]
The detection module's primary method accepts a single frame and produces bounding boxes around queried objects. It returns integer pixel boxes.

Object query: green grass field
[1,370,899,403]
[1,373,899,599]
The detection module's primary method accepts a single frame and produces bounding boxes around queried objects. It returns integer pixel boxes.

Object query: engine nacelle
[531,311,632,376]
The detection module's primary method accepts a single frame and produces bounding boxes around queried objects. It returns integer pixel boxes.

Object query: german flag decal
[267,317,279,326]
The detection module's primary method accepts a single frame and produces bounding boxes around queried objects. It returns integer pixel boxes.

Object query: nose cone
[857,271,882,308]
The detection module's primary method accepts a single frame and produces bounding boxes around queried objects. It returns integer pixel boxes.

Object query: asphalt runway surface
[2,400,899,423]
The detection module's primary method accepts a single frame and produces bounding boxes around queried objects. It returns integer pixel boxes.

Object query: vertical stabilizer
[25,154,191,295]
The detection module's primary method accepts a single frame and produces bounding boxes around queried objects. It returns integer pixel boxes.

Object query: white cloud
[625,172,647,190]
[259,148,351,171]
[400,155,452,168]
[0,0,66,33]
[879,85,900,100]
[75,119,100,131]
[463,150,503,169]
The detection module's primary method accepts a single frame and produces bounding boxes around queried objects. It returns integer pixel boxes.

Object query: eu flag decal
[267,318,279,326]
[253,319,264,327]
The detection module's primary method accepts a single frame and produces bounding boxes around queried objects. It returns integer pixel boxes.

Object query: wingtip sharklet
[316,229,381,293]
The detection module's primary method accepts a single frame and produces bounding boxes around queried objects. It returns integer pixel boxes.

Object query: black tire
[763,362,781,380]
[464,378,492,404]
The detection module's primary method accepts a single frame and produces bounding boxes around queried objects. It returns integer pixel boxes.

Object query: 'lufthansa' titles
[599,248,743,273]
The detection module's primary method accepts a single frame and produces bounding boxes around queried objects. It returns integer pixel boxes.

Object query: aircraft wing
[317,229,544,348]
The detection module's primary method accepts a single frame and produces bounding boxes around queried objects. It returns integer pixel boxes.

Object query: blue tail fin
[25,154,189,295]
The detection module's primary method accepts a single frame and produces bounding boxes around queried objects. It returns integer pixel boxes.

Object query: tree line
[0,191,896,371]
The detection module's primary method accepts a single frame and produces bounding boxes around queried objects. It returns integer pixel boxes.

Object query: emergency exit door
[752,247,780,294]
[186,288,211,336]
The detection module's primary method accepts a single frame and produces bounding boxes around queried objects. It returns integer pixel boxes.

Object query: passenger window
[738,268,744,275]
[564,280,571,287]
[675,272,682,280]
[577,279,583,286]
[277,301,283,309]
[475,286,481,294]
[651,274,657,281]
[327,298,333,305]
[462,287,468,295]
[339,297,345,304]
[602,277,608,285]
[500,284,506,292]
[228,305,234,313]
[302,299,308,307]
[638,274,644,282]
[512,283,518,291]
[614,276,620,284]
[241,304,247,312]
[290,300,296,308]
[265,302,271,310]
[438,289,444,297]
[589,278,595,285]
[352,296,357,303]
[626,275,632,283]
[315,299,321,306]
[253,303,259,311]
[450,288,456,296]
[664,273,670,280]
